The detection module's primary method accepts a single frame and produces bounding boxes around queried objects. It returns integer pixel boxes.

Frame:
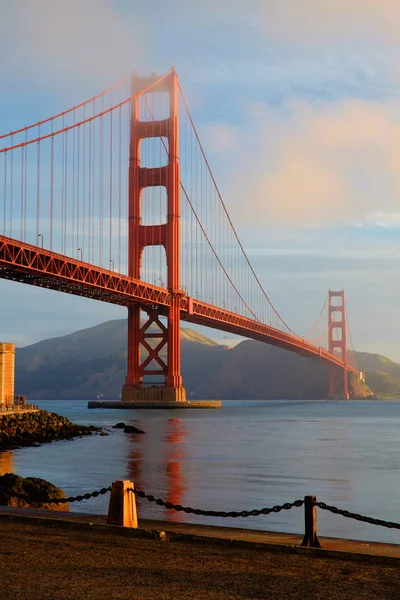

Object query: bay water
[2,399,400,545]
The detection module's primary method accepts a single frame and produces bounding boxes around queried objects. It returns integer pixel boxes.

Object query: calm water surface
[2,399,400,544]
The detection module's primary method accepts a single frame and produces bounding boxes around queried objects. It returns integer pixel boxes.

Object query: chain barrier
[316,501,400,530]
[130,488,400,532]
[52,486,112,504]
[129,488,304,518]
[5,481,400,533]
[7,486,112,505]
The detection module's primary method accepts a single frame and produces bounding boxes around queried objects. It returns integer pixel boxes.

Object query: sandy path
[0,520,399,600]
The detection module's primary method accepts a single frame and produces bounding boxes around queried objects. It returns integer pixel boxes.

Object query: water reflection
[165,418,186,521]
[19,399,400,544]
[0,451,14,475]
[127,417,187,522]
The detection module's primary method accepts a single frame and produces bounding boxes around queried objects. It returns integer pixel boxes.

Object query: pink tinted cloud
[207,99,400,229]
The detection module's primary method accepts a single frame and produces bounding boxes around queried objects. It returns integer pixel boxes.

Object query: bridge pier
[328,367,349,400]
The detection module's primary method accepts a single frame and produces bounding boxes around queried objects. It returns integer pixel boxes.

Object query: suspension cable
[142,95,260,321]
[0,75,132,140]
[0,72,173,154]
[303,295,328,339]
[177,82,299,337]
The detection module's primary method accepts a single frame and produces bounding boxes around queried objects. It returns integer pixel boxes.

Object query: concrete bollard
[107,480,138,528]
[301,495,321,548]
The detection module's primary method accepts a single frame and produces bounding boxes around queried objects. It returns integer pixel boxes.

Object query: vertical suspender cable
[88,119,92,264]
[20,145,24,241]
[36,128,40,242]
[23,131,27,240]
[118,106,122,273]
[9,135,13,237]
[64,128,68,254]
[82,108,86,259]
[109,110,113,267]
[77,123,81,257]
[91,107,96,264]
[3,152,6,235]
[100,111,104,266]
[72,113,76,254]
[50,125,54,250]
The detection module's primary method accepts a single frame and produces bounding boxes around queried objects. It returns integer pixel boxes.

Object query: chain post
[107,480,138,528]
[301,495,321,548]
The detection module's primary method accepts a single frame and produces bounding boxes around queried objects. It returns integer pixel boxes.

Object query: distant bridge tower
[328,290,349,400]
[122,70,186,403]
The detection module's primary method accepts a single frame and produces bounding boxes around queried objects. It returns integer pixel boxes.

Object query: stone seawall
[0,410,100,452]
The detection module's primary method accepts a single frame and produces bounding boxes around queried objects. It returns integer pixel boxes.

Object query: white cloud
[364,213,400,228]
[193,0,400,44]
[259,0,400,43]
[206,98,400,229]
[0,0,148,88]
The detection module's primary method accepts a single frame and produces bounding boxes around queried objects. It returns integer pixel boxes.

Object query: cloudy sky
[0,0,400,359]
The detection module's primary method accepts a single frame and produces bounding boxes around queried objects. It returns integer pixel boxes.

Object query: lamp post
[37,233,43,248]
[110,259,114,271]
[77,248,82,261]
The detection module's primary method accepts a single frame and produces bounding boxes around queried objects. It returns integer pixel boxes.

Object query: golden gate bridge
[0,69,357,402]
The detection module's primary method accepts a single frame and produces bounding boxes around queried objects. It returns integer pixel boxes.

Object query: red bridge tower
[328,290,349,400]
[122,71,186,403]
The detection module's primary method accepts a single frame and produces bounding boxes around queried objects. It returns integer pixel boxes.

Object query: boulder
[0,473,69,512]
[123,425,145,434]
[113,422,126,429]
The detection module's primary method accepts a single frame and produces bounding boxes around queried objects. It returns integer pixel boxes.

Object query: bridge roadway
[0,235,356,374]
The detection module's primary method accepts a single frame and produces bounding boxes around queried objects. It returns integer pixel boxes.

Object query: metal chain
[53,486,112,504]
[317,501,400,530]
[5,486,112,505]
[7,482,400,532]
[130,488,304,518]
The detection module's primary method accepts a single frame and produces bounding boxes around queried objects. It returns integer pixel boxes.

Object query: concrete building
[0,343,15,408]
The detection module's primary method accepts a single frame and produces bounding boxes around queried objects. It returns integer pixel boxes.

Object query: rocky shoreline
[0,410,101,452]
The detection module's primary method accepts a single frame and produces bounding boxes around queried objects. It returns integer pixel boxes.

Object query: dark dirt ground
[0,519,399,600]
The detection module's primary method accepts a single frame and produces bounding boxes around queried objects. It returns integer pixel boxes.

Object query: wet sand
[0,519,399,600]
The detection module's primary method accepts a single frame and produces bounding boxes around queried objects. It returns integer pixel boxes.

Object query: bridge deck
[0,235,356,373]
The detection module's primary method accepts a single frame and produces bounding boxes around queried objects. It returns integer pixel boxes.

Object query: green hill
[14,320,400,400]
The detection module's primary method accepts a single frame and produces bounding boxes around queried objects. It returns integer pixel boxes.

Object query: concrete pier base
[121,385,187,403]
[89,384,221,409]
[88,400,222,409]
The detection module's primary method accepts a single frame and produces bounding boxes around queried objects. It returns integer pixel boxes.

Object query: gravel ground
[0,520,399,600]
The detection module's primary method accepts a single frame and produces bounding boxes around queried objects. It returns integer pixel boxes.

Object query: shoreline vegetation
[0,410,101,453]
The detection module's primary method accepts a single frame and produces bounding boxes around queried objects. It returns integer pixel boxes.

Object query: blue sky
[1,1,400,359]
